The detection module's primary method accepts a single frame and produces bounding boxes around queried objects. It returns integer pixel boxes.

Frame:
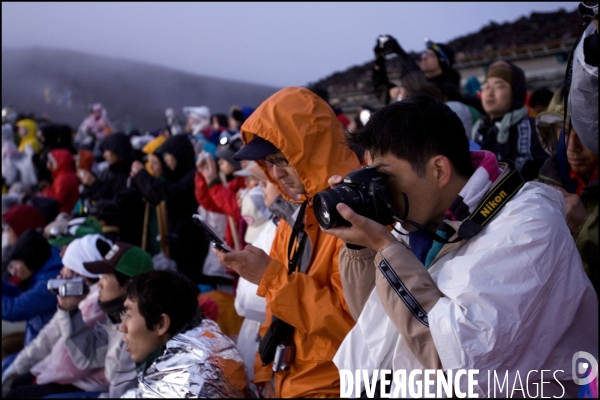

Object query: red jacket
[194,172,246,249]
[43,149,80,213]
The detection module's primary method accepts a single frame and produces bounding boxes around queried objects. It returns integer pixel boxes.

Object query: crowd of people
[1,12,597,399]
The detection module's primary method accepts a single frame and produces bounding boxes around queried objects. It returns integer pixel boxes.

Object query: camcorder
[314,166,397,230]
[47,277,88,297]
[579,1,598,21]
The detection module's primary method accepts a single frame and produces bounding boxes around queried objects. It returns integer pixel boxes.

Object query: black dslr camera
[314,166,397,229]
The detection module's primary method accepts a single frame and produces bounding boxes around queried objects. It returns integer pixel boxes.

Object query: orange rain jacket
[240,87,360,398]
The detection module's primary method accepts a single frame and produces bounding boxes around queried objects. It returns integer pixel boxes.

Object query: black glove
[374,34,405,57]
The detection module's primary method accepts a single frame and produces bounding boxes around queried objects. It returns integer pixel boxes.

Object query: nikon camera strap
[401,161,525,244]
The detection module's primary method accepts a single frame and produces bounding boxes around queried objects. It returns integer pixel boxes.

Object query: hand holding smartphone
[192,214,232,253]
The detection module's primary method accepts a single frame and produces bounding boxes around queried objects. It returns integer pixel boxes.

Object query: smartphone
[192,214,232,253]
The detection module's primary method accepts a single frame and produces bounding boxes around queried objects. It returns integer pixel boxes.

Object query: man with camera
[322,94,597,397]
[213,87,360,398]
[53,242,154,398]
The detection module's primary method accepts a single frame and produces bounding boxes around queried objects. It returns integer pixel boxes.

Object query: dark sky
[2,2,579,87]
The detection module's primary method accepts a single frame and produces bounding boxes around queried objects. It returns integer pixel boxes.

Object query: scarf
[424,150,501,268]
[472,106,528,145]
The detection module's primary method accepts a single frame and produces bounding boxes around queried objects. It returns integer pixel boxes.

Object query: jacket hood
[48,148,75,176]
[155,134,196,181]
[99,132,133,163]
[240,87,360,202]
[16,119,41,153]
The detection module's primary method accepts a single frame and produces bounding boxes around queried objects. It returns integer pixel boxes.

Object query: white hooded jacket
[334,175,597,397]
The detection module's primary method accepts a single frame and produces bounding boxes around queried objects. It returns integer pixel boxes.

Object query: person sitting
[2,230,63,369]
[42,148,80,214]
[55,242,154,398]
[119,270,255,398]
[2,234,112,398]
[324,94,596,397]
[77,132,145,247]
[217,87,360,398]
[130,134,209,284]
[470,60,548,181]
[536,88,598,294]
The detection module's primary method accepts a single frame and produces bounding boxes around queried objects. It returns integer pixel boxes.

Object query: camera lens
[314,185,365,229]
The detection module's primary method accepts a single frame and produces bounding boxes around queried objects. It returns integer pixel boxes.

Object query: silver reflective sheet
[123,319,257,398]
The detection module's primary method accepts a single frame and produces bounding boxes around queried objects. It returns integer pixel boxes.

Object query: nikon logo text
[480,191,507,217]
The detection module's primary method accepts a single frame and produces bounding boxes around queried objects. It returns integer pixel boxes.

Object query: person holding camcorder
[322,94,597,397]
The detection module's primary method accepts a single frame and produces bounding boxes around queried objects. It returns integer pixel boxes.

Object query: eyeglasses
[119,310,129,322]
[480,82,509,92]
[258,156,289,168]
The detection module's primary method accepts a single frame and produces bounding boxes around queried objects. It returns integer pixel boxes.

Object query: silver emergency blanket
[121,319,257,398]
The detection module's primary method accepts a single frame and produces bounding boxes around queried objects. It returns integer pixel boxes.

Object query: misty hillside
[1,47,281,132]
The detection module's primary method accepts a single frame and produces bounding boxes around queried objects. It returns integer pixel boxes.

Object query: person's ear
[430,155,452,188]
[156,313,171,337]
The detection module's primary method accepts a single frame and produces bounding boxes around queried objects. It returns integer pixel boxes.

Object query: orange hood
[240,87,360,202]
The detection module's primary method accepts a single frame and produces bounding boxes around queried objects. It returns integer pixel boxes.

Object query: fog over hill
[2,47,281,132]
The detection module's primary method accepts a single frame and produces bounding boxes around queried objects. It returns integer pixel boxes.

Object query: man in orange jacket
[214,87,359,398]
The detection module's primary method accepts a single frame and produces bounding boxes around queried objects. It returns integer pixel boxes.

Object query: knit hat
[425,39,455,70]
[10,229,51,273]
[2,204,47,237]
[62,234,113,278]
[47,216,103,247]
[486,60,527,110]
[536,88,569,155]
[83,242,153,278]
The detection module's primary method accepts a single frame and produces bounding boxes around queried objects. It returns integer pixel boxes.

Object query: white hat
[241,186,272,244]
[183,106,211,120]
[62,234,113,278]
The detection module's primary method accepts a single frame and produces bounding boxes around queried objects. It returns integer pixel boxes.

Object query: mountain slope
[2,47,281,132]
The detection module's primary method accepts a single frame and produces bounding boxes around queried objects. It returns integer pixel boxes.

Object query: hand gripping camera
[314,166,397,230]
[47,277,88,297]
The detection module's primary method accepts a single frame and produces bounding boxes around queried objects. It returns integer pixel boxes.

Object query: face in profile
[103,150,119,165]
[148,154,163,178]
[98,273,126,302]
[119,298,165,363]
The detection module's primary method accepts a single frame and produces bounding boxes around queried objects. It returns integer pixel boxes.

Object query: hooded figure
[36,123,77,185]
[232,87,360,398]
[132,134,209,283]
[80,132,144,247]
[471,60,548,181]
[42,148,80,213]
[3,234,112,398]
[16,119,41,154]
[2,229,63,345]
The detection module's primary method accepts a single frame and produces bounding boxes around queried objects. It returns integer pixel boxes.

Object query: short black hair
[126,270,200,335]
[347,94,474,178]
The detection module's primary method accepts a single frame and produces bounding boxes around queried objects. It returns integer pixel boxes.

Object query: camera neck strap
[394,161,525,244]
[287,200,308,274]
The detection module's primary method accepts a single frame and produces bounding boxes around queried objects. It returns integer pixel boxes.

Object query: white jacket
[334,182,598,398]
